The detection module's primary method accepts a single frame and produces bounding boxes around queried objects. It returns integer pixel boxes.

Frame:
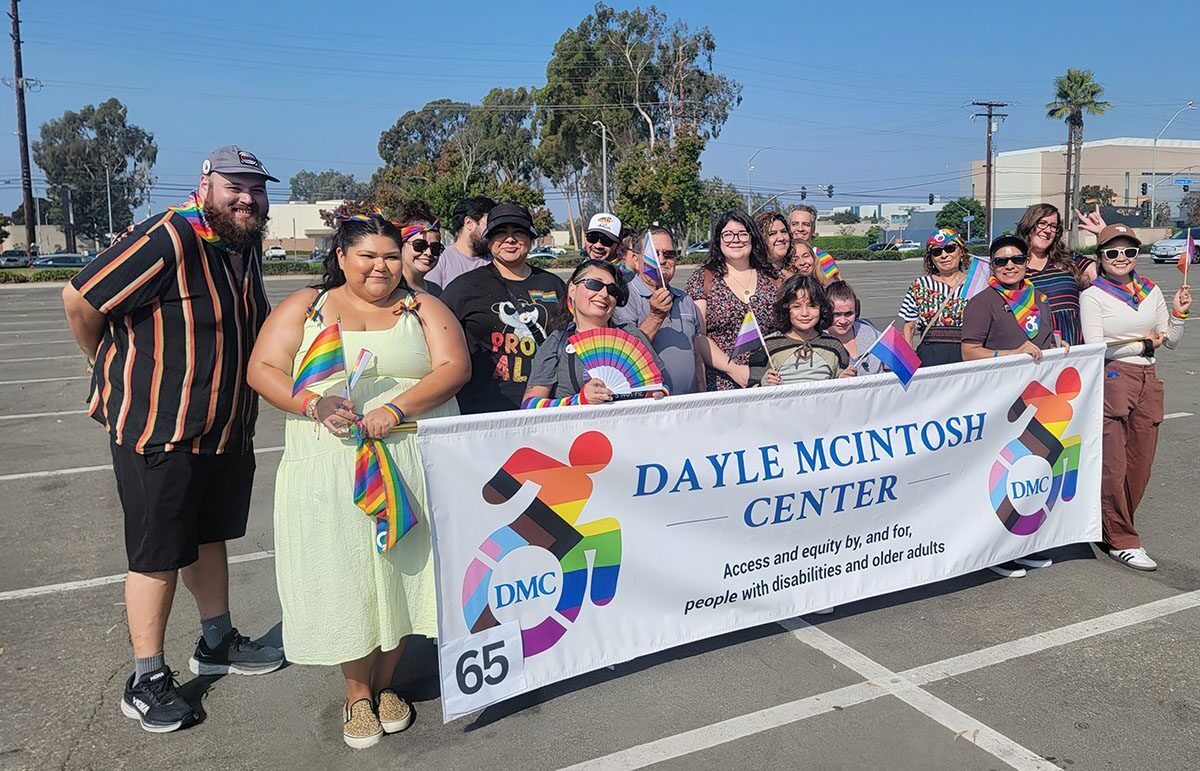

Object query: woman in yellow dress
[248,209,469,749]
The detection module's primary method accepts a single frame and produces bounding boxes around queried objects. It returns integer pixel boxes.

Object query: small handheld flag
[961,255,992,300]
[353,427,419,553]
[641,232,665,287]
[1180,229,1194,283]
[348,349,375,393]
[731,308,769,358]
[815,248,841,283]
[870,324,922,387]
[292,324,346,396]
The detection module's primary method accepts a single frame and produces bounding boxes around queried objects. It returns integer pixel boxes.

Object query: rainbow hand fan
[568,327,664,400]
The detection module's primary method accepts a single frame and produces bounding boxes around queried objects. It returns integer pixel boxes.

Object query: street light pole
[1151,101,1195,228]
[104,165,114,240]
[592,120,610,212]
[746,146,770,211]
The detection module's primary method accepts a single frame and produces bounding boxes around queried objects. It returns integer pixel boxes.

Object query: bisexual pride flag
[641,232,664,286]
[872,324,921,387]
[292,324,346,396]
[731,309,767,358]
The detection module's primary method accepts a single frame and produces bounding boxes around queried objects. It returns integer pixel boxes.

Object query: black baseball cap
[989,234,1027,257]
[483,203,536,238]
[201,145,279,182]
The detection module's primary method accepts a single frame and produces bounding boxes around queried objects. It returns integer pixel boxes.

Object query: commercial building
[970,137,1200,217]
[263,200,346,253]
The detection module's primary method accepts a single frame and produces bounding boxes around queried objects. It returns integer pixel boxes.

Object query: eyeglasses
[574,277,620,296]
[1099,247,1139,260]
[586,232,617,247]
[409,239,445,257]
[991,254,1028,267]
[928,244,959,258]
[720,230,750,244]
[1033,220,1062,234]
[659,250,679,261]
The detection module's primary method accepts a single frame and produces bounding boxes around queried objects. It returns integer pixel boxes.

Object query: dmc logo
[494,572,558,609]
[461,431,620,658]
[988,368,1082,535]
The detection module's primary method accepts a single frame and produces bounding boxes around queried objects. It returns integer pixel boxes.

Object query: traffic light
[826,185,834,198]
[1141,182,1148,196]
[928,193,935,205]
[800,186,807,201]
[1184,185,1191,193]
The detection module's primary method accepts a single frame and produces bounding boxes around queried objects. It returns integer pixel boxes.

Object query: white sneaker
[988,562,1027,578]
[1014,552,1053,569]
[1109,548,1157,571]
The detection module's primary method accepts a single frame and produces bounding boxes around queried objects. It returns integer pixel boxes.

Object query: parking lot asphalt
[1,259,1198,770]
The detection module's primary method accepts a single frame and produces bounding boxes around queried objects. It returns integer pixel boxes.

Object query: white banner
[418,346,1104,722]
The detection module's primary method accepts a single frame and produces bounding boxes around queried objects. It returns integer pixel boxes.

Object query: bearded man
[62,146,284,734]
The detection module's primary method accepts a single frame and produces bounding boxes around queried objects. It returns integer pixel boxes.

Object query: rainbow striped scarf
[1091,272,1156,310]
[168,193,230,253]
[353,424,418,553]
[988,276,1041,340]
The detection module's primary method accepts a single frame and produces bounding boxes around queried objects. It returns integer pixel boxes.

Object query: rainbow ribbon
[292,324,346,396]
[353,425,419,553]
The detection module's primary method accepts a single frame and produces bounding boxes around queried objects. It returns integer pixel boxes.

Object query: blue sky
[2,0,1198,218]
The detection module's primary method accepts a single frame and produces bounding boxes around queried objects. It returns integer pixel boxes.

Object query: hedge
[812,235,871,251]
[262,260,323,275]
[0,268,82,283]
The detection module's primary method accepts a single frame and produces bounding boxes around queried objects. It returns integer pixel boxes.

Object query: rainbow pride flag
[872,324,921,387]
[961,255,992,300]
[292,324,346,396]
[1181,229,1194,278]
[815,248,841,283]
[641,232,664,286]
[731,309,766,357]
[354,429,419,553]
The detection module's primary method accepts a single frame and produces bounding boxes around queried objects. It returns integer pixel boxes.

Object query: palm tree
[1047,69,1112,247]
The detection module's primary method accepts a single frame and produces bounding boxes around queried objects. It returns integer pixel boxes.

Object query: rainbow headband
[400,220,440,242]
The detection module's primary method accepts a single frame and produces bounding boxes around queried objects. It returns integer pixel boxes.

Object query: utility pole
[9,0,36,257]
[592,120,609,212]
[972,101,1008,243]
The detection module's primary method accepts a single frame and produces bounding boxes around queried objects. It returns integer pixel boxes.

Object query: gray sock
[134,652,166,684]
[201,612,233,648]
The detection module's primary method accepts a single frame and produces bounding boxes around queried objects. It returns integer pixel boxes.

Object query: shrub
[0,268,82,283]
[262,260,323,275]
[831,249,907,261]
[813,235,871,251]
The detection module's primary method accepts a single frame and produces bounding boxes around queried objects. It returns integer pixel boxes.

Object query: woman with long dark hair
[685,210,782,390]
[247,209,469,749]
[1013,203,1097,344]
[523,259,665,407]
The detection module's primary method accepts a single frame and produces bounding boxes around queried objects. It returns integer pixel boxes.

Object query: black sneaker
[120,666,195,733]
[189,628,284,676]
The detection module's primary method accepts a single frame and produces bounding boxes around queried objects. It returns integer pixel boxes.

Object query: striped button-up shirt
[70,211,270,454]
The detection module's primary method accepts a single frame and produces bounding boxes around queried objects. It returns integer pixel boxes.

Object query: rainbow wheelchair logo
[461,431,621,657]
[988,368,1082,535]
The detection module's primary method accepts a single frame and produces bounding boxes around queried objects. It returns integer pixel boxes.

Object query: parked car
[895,240,923,252]
[866,242,897,252]
[1150,227,1200,264]
[0,249,31,268]
[687,241,709,256]
[529,246,555,259]
[264,244,288,260]
[308,248,326,263]
[31,253,92,268]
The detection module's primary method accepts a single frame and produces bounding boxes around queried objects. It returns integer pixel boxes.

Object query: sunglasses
[586,232,617,247]
[409,239,445,257]
[1099,247,1139,261]
[991,254,1028,267]
[659,250,680,261]
[928,244,960,258]
[574,277,620,296]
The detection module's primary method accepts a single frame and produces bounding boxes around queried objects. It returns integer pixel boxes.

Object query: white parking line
[0,409,87,421]
[0,354,79,363]
[0,327,65,333]
[1164,412,1194,420]
[0,550,275,602]
[569,590,1200,770]
[0,444,284,482]
[0,339,75,347]
[0,375,90,386]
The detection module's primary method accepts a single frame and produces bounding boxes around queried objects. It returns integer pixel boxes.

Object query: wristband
[301,392,321,421]
[380,402,405,424]
[1172,309,1189,320]
[522,394,583,409]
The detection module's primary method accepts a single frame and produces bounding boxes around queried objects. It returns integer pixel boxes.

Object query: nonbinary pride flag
[872,324,921,387]
[641,232,663,286]
[731,309,766,357]
[292,324,346,396]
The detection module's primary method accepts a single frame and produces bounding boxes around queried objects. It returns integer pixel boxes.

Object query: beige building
[262,200,347,253]
[970,137,1200,216]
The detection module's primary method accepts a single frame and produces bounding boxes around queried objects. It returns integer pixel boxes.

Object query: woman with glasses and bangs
[1081,224,1191,572]
[1014,203,1098,345]
[898,229,970,366]
[392,199,446,296]
[686,210,783,390]
[523,259,667,407]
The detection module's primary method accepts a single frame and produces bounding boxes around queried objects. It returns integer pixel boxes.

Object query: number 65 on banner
[439,621,526,719]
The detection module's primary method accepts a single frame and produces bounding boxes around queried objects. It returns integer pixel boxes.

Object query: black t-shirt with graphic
[442,263,567,413]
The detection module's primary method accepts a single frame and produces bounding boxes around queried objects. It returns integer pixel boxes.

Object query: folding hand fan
[567,327,665,400]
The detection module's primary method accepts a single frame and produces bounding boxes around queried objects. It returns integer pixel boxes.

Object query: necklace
[727,267,757,302]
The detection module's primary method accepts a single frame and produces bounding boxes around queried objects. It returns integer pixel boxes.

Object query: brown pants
[1101,360,1165,550]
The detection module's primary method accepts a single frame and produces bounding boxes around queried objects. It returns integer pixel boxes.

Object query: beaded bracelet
[380,402,405,424]
[300,391,321,421]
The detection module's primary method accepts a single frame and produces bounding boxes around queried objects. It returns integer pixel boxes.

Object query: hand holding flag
[292,324,347,396]
[641,232,665,287]
[731,308,770,358]
[1180,228,1194,284]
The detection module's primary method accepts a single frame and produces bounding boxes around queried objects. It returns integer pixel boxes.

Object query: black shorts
[110,440,256,573]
